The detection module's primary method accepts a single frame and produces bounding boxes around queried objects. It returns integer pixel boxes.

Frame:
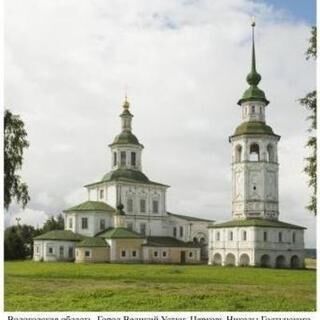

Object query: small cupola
[114,203,126,228]
[109,96,144,171]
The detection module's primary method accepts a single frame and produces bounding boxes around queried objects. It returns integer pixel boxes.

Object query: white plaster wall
[208,227,305,268]
[106,185,117,207]
[119,184,167,216]
[33,240,77,262]
[65,211,113,237]
[241,101,266,122]
[168,215,209,243]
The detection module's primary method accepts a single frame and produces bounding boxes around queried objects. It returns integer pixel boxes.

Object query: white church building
[207,22,305,268]
[34,96,212,264]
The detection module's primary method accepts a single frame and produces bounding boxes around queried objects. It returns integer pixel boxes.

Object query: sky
[4,0,316,247]
[259,0,316,25]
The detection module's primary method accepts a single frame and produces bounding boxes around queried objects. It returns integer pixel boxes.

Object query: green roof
[208,218,306,230]
[102,168,150,183]
[238,85,269,105]
[76,237,109,248]
[109,131,142,147]
[64,201,115,213]
[143,236,201,248]
[85,169,169,188]
[232,121,279,137]
[167,212,214,222]
[34,230,85,241]
[98,227,144,239]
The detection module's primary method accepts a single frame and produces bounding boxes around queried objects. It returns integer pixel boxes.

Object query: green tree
[4,226,28,260]
[41,213,65,233]
[4,110,30,210]
[299,26,317,215]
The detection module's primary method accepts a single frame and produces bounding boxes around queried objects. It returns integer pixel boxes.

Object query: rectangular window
[68,247,73,258]
[36,246,39,253]
[189,251,193,258]
[127,222,133,231]
[179,226,183,237]
[278,232,282,242]
[243,231,247,241]
[100,189,104,199]
[263,231,268,242]
[120,151,126,166]
[68,218,73,229]
[216,232,220,241]
[162,251,167,257]
[229,231,233,241]
[127,199,133,212]
[113,152,117,166]
[292,232,296,243]
[131,152,136,166]
[48,247,53,254]
[100,219,106,230]
[140,199,146,213]
[132,250,137,257]
[85,250,91,257]
[173,227,177,237]
[140,223,146,236]
[152,200,159,213]
[121,250,126,257]
[59,246,64,257]
[154,251,158,257]
[82,217,88,229]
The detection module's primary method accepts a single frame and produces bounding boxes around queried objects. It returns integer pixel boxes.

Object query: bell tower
[230,20,280,221]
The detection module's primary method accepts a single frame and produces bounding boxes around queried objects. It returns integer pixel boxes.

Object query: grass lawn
[4,261,316,311]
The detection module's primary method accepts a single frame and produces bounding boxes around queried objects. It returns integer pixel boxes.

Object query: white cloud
[5,0,316,246]
[5,208,49,229]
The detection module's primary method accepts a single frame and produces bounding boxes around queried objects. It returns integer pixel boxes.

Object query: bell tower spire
[238,19,269,107]
[246,18,261,87]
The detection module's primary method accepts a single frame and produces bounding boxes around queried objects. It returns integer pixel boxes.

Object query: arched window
[242,231,247,241]
[263,231,268,242]
[127,199,133,213]
[113,152,117,166]
[292,232,296,243]
[120,151,126,166]
[249,143,260,161]
[131,152,136,166]
[267,144,274,162]
[235,145,242,162]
